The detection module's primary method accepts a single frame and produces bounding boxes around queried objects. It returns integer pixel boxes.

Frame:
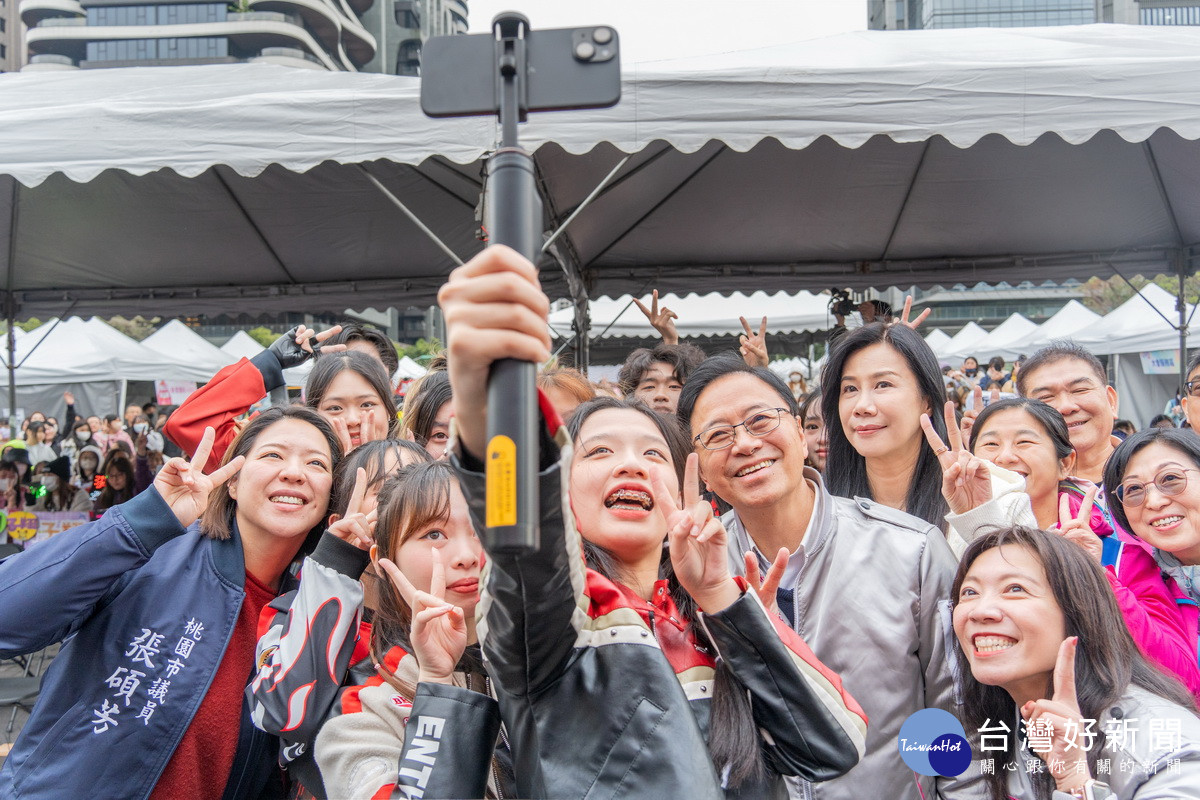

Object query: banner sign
[1140,350,1180,375]
[0,510,90,548]
[155,380,198,405]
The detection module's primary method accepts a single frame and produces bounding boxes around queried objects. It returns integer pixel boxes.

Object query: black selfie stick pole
[484,13,541,552]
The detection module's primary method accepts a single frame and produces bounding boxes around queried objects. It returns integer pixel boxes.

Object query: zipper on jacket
[486,676,507,800]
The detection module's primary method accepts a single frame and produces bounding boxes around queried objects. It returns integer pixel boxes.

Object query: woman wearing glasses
[1105,428,1200,704]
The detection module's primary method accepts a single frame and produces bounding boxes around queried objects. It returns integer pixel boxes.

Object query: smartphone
[421,24,621,118]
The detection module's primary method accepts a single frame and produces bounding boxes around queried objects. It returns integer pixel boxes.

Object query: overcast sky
[466,1,867,63]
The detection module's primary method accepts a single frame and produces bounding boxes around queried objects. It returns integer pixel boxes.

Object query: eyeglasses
[1186,379,1200,399]
[694,408,791,451]
[1114,468,1199,507]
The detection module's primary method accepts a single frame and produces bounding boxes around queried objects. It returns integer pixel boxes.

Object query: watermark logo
[898,708,972,777]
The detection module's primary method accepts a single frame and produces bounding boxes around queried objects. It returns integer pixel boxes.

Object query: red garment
[150,572,277,800]
[164,357,268,471]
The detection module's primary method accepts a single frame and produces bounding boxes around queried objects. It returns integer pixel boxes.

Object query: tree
[247,326,278,348]
[107,315,160,341]
[397,337,442,363]
[15,318,42,333]
[1081,273,1200,315]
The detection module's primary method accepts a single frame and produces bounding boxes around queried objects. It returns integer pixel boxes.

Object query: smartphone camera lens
[575,41,596,60]
[593,27,613,45]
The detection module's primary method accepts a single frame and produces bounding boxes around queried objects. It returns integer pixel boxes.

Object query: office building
[360,0,466,75]
[21,0,377,71]
[869,0,1200,29]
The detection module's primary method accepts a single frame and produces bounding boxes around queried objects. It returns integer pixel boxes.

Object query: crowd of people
[1,249,1200,800]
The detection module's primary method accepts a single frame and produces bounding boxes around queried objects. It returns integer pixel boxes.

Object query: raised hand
[921,401,992,515]
[374,547,467,685]
[1021,637,1093,792]
[438,246,552,458]
[328,468,378,551]
[739,316,769,368]
[744,548,788,616]
[652,453,740,614]
[898,296,931,330]
[959,384,1000,441]
[154,427,244,528]
[632,290,679,345]
[63,391,76,406]
[1056,486,1102,563]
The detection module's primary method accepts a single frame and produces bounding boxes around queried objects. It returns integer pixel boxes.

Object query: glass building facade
[913,0,1095,28]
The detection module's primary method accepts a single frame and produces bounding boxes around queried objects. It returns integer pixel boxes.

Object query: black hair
[305,350,400,438]
[1015,340,1107,396]
[329,322,399,375]
[1186,349,1200,380]
[953,526,1197,800]
[330,438,431,518]
[617,342,707,397]
[677,352,800,427]
[401,370,453,451]
[987,355,1006,372]
[969,398,1073,460]
[820,323,950,529]
[567,395,766,787]
[1148,414,1176,429]
[1103,427,1200,535]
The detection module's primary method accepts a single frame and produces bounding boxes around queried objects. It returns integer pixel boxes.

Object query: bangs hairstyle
[401,369,453,449]
[330,439,431,518]
[199,406,342,543]
[327,322,399,374]
[617,342,707,397]
[968,397,1073,460]
[1103,427,1200,535]
[537,368,596,416]
[305,350,399,436]
[369,461,477,698]
[952,526,1196,800]
[676,353,800,427]
[565,394,767,788]
[820,322,949,529]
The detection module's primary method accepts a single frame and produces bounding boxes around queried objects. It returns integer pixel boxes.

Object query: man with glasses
[1016,341,1119,484]
[1179,350,1200,432]
[678,353,983,800]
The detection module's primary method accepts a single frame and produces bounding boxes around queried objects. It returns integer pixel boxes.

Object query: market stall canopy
[1004,299,1102,357]
[966,313,1039,362]
[939,322,990,361]
[546,291,833,340]
[220,330,266,360]
[2,24,1200,319]
[1071,283,1194,356]
[924,329,952,354]
[142,319,237,375]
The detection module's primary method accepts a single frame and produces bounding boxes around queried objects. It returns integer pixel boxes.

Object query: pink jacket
[1060,480,1200,701]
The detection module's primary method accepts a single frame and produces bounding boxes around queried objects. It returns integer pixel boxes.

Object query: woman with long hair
[0,409,342,799]
[166,326,397,467]
[248,439,431,799]
[952,526,1200,799]
[820,322,950,530]
[400,369,454,459]
[437,245,867,799]
[799,389,828,472]
[947,398,1200,699]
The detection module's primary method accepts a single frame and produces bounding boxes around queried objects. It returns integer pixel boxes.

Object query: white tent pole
[118,379,127,421]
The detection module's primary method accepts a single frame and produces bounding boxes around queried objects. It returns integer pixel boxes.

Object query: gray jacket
[1007,686,1200,799]
[724,468,986,800]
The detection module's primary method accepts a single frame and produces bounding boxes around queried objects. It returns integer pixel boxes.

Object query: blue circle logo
[897,709,972,777]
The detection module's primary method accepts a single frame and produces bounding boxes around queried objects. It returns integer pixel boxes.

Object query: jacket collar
[726,466,831,560]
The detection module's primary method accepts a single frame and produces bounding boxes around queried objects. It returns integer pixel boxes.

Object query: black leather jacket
[451,426,867,799]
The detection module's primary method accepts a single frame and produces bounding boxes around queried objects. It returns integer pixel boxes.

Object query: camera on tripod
[829,289,854,318]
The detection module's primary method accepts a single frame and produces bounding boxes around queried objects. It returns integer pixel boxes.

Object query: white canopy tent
[142,319,237,376]
[221,331,267,360]
[938,322,990,362]
[964,313,1039,363]
[1004,300,1101,357]
[923,329,952,357]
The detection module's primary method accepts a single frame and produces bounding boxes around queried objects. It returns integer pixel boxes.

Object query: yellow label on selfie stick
[486,435,518,528]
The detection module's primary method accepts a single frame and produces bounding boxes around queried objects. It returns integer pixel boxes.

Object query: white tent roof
[940,322,990,360]
[547,290,833,339]
[142,319,236,375]
[967,313,1040,362]
[1005,299,1101,356]
[3,24,1200,318]
[6,316,218,384]
[924,329,952,354]
[395,356,426,380]
[221,330,266,360]
[1070,283,1193,356]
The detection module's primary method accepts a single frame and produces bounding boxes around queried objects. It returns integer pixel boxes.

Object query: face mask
[77,431,91,441]
[41,475,59,492]
[134,423,149,435]
[0,477,11,491]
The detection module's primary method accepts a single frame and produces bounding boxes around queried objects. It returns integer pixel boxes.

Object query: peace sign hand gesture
[328,468,378,551]
[921,401,992,515]
[652,453,741,614]
[1021,637,1093,793]
[373,547,467,685]
[739,316,769,368]
[744,548,789,617]
[633,290,679,345]
[1056,486,1102,563]
[898,296,931,330]
[154,426,244,528]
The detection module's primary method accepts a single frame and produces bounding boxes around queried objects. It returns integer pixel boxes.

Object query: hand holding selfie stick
[422,13,620,552]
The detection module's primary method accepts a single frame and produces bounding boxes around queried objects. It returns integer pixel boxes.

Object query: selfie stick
[484,13,542,552]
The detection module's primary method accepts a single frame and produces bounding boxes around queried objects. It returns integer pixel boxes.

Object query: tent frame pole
[1177,249,1189,395]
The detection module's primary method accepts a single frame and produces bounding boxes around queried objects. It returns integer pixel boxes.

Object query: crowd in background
[2,260,1200,800]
